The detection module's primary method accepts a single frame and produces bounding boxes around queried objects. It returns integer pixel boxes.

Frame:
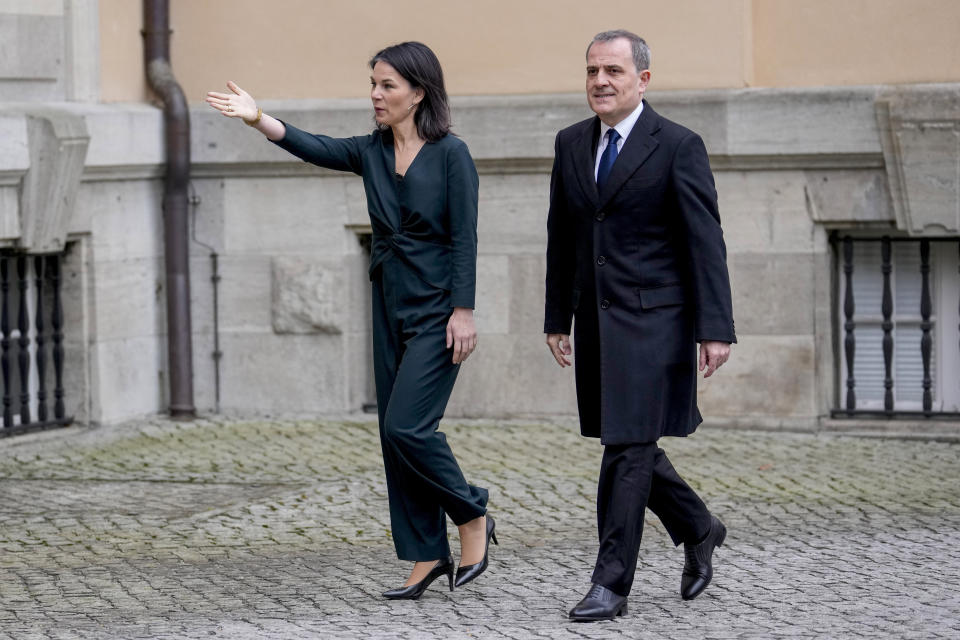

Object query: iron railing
[0,251,71,437]
[832,234,960,418]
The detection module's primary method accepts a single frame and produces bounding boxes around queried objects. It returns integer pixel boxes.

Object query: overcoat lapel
[572,118,601,209]
[597,102,661,211]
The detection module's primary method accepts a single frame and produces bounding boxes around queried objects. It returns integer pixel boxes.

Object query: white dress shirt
[594,101,645,180]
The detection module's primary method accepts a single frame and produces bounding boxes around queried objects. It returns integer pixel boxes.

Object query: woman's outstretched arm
[206,81,285,140]
[207,80,366,174]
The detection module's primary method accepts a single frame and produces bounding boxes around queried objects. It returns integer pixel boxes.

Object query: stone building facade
[2,1,958,430]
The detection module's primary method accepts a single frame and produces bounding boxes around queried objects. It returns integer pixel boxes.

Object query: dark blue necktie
[596,128,620,192]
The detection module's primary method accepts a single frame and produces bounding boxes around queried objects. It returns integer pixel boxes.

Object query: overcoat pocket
[622,173,664,191]
[636,284,685,309]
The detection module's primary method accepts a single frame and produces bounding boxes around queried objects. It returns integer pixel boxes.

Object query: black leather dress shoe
[568,583,628,622]
[382,556,454,600]
[681,515,726,600]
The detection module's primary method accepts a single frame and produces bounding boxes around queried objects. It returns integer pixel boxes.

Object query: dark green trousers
[372,255,488,561]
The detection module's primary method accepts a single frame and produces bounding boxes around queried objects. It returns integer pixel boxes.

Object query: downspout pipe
[143,0,195,418]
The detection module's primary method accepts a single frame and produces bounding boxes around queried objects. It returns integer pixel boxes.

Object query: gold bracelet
[244,107,263,127]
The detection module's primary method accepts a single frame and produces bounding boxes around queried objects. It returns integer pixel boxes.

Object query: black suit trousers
[592,443,713,596]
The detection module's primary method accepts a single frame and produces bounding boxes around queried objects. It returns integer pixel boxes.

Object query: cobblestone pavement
[1,416,959,640]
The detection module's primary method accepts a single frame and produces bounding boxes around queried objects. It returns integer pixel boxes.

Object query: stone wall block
[447,333,578,417]
[877,85,960,235]
[803,169,893,225]
[80,180,163,261]
[204,255,272,332]
[474,255,510,334]
[91,336,165,424]
[218,333,345,414]
[222,176,351,254]
[92,256,165,340]
[728,253,816,336]
[61,237,91,424]
[271,255,344,335]
[477,174,550,255]
[451,95,590,161]
[0,187,20,241]
[727,88,881,157]
[698,335,817,418]
[19,111,89,252]
[188,178,226,256]
[715,171,815,253]
[0,13,62,81]
[0,113,25,239]
[507,254,548,336]
[0,116,29,172]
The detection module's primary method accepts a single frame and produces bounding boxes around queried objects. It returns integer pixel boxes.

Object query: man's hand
[546,333,572,367]
[699,341,731,378]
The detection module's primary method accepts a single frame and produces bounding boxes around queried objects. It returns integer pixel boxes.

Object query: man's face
[586,38,650,126]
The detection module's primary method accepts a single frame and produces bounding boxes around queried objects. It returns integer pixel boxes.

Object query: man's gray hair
[587,30,650,72]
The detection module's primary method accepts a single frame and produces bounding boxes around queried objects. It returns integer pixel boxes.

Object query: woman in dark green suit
[206,42,495,599]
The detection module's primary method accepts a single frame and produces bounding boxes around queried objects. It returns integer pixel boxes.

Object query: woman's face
[370,61,423,129]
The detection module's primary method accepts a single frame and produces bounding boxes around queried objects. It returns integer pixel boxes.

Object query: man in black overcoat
[544,30,736,621]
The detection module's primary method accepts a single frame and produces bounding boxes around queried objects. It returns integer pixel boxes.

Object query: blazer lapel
[372,134,402,232]
[572,117,601,209]
[597,101,661,211]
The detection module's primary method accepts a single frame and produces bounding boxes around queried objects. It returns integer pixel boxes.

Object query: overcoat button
[595,211,606,221]
[597,256,606,266]
[600,299,610,310]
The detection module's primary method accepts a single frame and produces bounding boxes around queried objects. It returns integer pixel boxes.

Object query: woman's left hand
[446,307,477,364]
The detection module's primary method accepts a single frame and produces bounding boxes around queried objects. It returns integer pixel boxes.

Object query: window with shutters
[835,236,960,417]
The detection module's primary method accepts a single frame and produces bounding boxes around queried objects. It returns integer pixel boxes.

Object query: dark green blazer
[272,123,479,308]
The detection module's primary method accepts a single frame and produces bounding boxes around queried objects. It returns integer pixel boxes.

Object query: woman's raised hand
[206,81,258,121]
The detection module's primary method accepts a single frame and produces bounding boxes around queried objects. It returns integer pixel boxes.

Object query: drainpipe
[142,0,195,418]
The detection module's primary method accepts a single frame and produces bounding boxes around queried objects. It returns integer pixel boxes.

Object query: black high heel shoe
[454,515,498,588]
[382,556,455,600]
